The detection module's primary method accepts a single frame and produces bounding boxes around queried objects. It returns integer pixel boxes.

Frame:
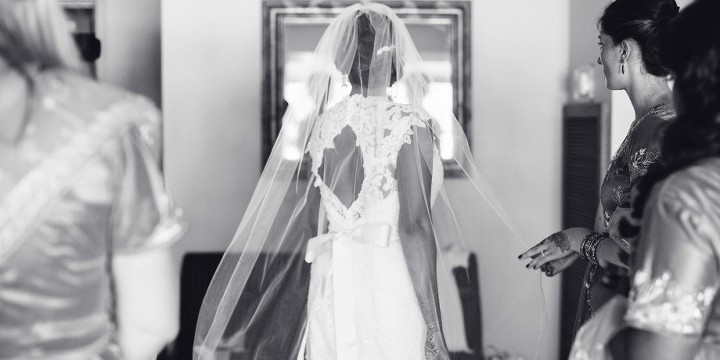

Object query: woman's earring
[342,75,350,88]
[620,58,625,74]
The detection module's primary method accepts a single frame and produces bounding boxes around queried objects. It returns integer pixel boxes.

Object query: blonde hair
[0,0,83,74]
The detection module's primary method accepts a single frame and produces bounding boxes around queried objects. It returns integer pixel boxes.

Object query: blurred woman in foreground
[0,0,185,359]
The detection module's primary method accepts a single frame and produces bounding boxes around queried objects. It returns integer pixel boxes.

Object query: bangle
[581,232,605,263]
[580,232,596,261]
[584,232,607,265]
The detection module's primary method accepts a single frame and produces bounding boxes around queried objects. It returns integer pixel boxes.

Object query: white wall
[96,0,162,106]
[163,1,566,358]
[569,0,612,105]
[472,2,566,358]
[163,0,262,254]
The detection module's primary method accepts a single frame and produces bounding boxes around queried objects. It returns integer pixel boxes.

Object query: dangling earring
[342,74,350,88]
[620,58,625,74]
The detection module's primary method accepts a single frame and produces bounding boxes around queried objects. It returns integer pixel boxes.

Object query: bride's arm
[396,126,434,243]
[396,125,443,342]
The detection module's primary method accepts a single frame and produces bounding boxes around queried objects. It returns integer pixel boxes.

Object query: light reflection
[281,81,313,161]
[422,82,454,160]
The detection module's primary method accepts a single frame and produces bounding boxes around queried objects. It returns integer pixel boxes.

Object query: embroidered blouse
[625,158,720,358]
[599,104,675,247]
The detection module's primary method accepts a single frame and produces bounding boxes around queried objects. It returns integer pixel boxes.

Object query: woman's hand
[518,227,591,273]
[606,206,637,253]
[538,253,581,277]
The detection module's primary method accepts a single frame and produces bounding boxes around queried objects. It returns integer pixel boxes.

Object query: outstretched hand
[518,227,591,275]
[538,253,581,277]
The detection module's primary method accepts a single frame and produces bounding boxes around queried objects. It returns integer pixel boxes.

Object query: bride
[194,3,546,359]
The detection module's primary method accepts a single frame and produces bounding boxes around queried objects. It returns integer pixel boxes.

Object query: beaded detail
[626,270,717,335]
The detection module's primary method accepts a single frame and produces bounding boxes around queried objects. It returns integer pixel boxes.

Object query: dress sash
[304,223,393,360]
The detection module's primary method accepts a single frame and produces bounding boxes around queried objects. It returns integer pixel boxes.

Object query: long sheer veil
[195,3,548,359]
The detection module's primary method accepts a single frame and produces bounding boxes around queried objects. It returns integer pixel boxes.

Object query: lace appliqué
[307,95,428,172]
[425,325,450,360]
[307,95,429,217]
[626,270,717,335]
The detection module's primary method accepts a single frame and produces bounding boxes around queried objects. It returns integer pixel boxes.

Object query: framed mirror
[262,0,471,174]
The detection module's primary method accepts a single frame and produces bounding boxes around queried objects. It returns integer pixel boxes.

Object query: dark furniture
[560,103,610,359]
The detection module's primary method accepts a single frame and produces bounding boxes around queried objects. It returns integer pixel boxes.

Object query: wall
[569,0,612,106]
[163,1,566,358]
[568,0,636,154]
[96,0,162,106]
[472,2,566,358]
[162,0,262,254]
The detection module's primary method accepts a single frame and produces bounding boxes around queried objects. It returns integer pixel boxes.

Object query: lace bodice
[306,95,432,225]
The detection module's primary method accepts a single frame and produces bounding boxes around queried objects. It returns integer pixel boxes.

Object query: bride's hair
[347,12,398,90]
[621,0,720,238]
[0,0,83,75]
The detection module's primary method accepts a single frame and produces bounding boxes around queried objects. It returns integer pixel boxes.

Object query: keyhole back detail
[306,95,431,223]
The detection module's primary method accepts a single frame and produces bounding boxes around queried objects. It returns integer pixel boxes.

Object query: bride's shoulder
[317,96,354,120]
[388,102,432,126]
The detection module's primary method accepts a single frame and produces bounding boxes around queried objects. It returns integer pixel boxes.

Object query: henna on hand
[549,231,571,253]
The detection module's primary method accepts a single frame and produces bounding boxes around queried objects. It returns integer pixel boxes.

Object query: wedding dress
[194,4,548,360]
[303,94,442,359]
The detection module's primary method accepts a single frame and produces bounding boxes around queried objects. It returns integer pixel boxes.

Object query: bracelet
[587,234,608,265]
[580,232,606,263]
[580,232,597,261]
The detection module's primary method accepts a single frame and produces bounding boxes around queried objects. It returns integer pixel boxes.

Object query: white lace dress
[302,95,439,360]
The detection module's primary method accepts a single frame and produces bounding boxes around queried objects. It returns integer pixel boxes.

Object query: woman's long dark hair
[621,0,720,238]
